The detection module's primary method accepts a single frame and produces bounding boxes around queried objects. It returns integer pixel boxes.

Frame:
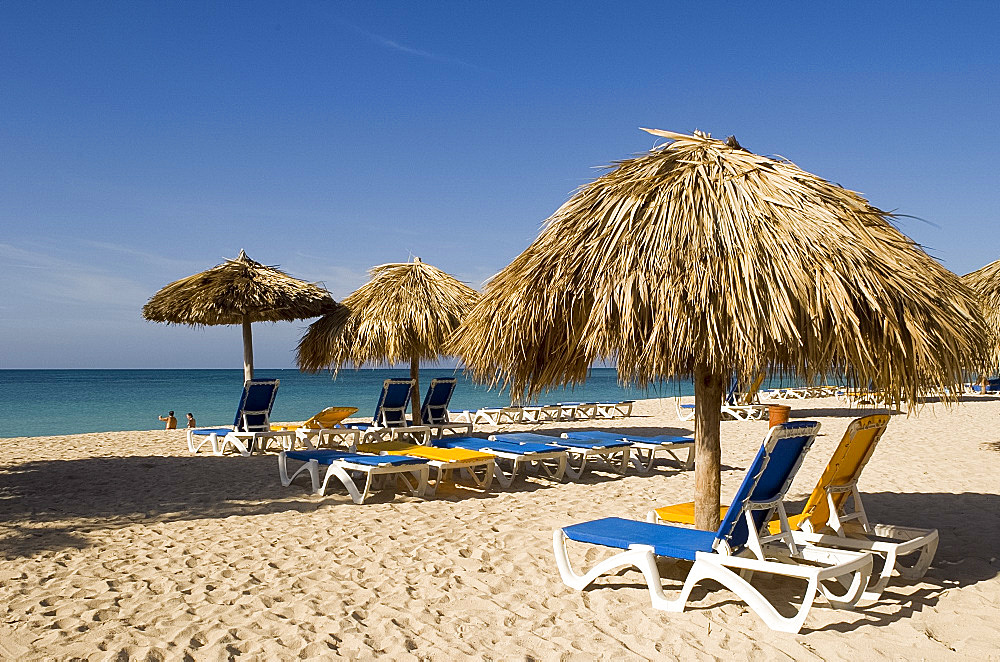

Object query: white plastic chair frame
[278,451,429,504]
[479,436,568,487]
[788,481,939,605]
[562,444,630,480]
[519,405,564,423]
[553,528,871,634]
[186,426,294,457]
[625,438,694,473]
[593,401,634,419]
[471,407,524,425]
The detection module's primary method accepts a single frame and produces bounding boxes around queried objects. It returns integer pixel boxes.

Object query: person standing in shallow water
[186,413,196,428]
[158,411,177,429]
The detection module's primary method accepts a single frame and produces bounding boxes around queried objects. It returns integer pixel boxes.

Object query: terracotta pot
[768,404,792,427]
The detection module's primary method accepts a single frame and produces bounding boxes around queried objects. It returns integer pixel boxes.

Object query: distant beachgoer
[158,411,177,430]
[186,413,196,428]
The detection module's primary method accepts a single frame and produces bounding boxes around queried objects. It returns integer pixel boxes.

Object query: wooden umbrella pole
[242,318,254,383]
[693,363,723,531]
[410,358,423,425]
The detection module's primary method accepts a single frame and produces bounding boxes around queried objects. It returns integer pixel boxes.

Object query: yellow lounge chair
[272,406,360,449]
[355,440,494,495]
[649,414,938,604]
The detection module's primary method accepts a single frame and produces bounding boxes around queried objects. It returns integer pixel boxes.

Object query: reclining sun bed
[649,414,938,605]
[418,378,474,438]
[278,449,430,503]
[353,439,494,494]
[186,379,293,456]
[434,436,569,487]
[346,378,433,444]
[559,430,694,473]
[592,400,635,419]
[490,432,629,479]
[270,406,360,449]
[554,421,874,633]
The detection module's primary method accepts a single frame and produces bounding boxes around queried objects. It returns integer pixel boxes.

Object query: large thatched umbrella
[961,258,1000,382]
[451,129,984,530]
[143,250,337,381]
[297,258,478,424]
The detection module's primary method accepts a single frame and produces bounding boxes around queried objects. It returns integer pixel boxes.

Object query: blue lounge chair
[186,379,291,456]
[434,436,569,487]
[347,378,433,443]
[418,377,474,438]
[560,430,694,473]
[553,421,873,633]
[278,449,430,503]
[490,432,630,479]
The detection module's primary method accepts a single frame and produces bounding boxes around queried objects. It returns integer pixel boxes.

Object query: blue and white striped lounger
[436,436,568,487]
[490,432,629,479]
[560,430,694,473]
[278,449,430,504]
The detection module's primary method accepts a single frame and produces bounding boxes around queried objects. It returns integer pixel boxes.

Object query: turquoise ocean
[0,368,697,438]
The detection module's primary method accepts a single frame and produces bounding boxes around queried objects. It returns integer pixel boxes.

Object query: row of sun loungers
[763,384,841,399]
[189,379,939,634]
[451,400,634,426]
[188,379,688,500]
[279,429,695,496]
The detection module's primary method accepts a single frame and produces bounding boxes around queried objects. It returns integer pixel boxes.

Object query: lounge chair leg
[491,458,518,488]
[565,455,587,480]
[630,448,655,474]
[690,558,819,634]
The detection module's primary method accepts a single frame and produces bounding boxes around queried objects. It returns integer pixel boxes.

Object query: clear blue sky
[2,2,998,369]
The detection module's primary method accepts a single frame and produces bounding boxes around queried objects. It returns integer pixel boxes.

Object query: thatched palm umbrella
[451,129,984,530]
[297,258,478,424]
[143,250,336,381]
[961,259,1000,385]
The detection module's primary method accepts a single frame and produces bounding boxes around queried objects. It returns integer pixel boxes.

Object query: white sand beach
[1,395,999,660]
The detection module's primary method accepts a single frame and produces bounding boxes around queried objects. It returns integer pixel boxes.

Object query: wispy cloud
[0,242,152,316]
[344,21,488,72]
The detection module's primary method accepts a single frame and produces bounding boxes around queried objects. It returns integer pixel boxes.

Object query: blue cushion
[437,437,568,454]
[492,432,564,445]
[552,438,630,450]
[562,517,717,561]
[190,427,233,436]
[564,430,692,445]
[284,450,426,466]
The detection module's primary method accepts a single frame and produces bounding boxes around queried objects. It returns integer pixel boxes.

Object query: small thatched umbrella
[451,129,985,530]
[143,250,337,381]
[297,258,478,424]
[961,259,1000,385]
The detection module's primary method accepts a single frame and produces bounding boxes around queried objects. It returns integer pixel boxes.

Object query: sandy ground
[0,395,998,660]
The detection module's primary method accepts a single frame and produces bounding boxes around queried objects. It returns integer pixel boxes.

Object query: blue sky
[1,2,998,369]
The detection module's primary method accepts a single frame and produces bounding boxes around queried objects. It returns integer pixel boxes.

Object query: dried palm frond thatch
[450,129,986,529]
[143,250,337,381]
[962,258,1000,374]
[297,258,478,423]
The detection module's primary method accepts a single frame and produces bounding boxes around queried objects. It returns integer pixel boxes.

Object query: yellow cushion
[653,502,727,526]
[358,442,491,463]
[302,406,359,429]
[271,406,359,432]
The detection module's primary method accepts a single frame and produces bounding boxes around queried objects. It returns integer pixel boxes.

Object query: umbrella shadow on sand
[0,451,688,557]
